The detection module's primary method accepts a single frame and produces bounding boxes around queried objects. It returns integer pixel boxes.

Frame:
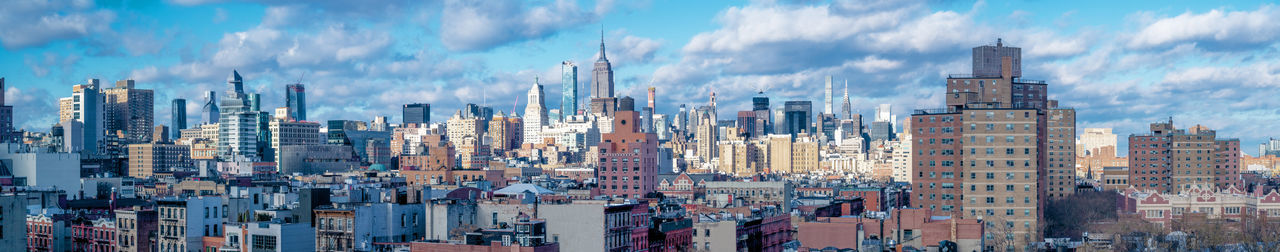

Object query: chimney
[1001,56,1013,79]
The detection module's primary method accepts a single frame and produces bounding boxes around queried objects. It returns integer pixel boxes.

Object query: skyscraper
[202,91,218,125]
[752,92,771,137]
[103,79,154,143]
[870,104,894,142]
[0,78,12,143]
[591,30,614,99]
[824,75,834,114]
[171,99,186,140]
[841,80,852,120]
[676,104,688,135]
[522,78,548,145]
[60,79,103,154]
[561,61,578,119]
[403,103,430,125]
[782,101,812,138]
[644,87,655,133]
[217,70,261,161]
[286,83,306,121]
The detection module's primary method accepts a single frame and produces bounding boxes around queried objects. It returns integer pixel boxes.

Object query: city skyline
[3,0,1280,155]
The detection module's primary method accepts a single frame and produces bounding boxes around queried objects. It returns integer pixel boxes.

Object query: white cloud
[862,10,987,53]
[1162,62,1280,88]
[440,0,608,51]
[0,1,116,49]
[603,34,663,65]
[849,55,902,73]
[1127,5,1280,49]
[683,4,908,53]
[276,25,392,67]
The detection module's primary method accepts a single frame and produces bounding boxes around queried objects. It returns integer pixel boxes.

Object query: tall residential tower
[561,61,578,119]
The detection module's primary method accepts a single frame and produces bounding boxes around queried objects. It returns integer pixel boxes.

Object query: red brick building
[70,217,116,252]
[597,110,659,199]
[908,111,962,214]
[1128,121,1242,193]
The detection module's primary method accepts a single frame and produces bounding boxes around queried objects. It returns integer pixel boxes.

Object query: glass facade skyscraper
[403,103,430,125]
[286,83,306,121]
[561,61,577,119]
[172,98,186,139]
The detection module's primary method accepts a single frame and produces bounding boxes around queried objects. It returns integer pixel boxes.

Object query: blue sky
[3,0,1279,155]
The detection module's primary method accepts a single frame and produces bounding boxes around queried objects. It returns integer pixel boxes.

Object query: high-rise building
[782,101,812,138]
[0,78,13,143]
[591,30,614,99]
[841,80,853,120]
[817,113,837,142]
[286,83,307,121]
[675,104,689,136]
[870,104,894,142]
[60,79,104,155]
[202,91,219,125]
[267,119,323,166]
[447,110,486,148]
[1129,120,1241,193]
[487,111,521,155]
[736,111,757,139]
[171,99,187,140]
[751,92,771,138]
[1046,103,1076,199]
[1262,138,1280,157]
[561,61,578,119]
[218,70,261,161]
[523,78,548,145]
[875,104,892,122]
[1078,128,1118,157]
[972,38,1021,78]
[824,75,834,114]
[403,103,430,125]
[911,39,1065,248]
[696,112,717,163]
[103,79,154,143]
[597,110,658,199]
[462,103,494,122]
[644,87,656,133]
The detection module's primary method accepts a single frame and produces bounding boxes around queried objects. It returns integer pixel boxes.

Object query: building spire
[598,24,608,62]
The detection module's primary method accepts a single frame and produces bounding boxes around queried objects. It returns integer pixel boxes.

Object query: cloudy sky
[2,0,1279,155]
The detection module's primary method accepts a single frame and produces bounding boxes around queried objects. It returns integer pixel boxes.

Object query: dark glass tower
[403,103,430,125]
[172,98,186,139]
[286,83,306,121]
[783,101,812,138]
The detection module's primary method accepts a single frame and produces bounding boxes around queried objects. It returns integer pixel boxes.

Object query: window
[251,235,278,250]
